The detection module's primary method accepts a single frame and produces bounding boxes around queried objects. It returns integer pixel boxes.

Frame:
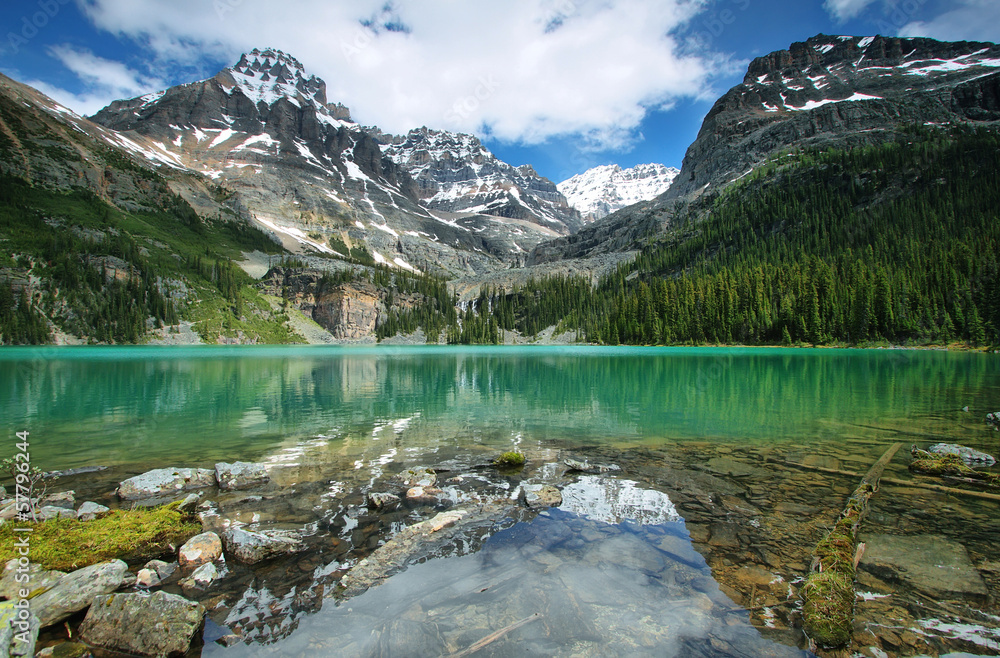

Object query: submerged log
[800,442,902,649]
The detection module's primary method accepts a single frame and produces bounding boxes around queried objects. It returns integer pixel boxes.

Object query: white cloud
[898,0,1000,43]
[823,0,879,22]
[67,0,724,147]
[27,45,165,115]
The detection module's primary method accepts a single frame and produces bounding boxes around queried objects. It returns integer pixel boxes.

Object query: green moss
[0,502,200,571]
[910,448,1000,486]
[801,570,856,648]
[495,451,526,468]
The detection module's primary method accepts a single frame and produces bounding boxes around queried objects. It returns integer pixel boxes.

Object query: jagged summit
[558,164,679,223]
[377,126,583,234]
[218,48,352,121]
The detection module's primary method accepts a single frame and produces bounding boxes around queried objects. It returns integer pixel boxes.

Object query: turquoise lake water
[0,346,996,473]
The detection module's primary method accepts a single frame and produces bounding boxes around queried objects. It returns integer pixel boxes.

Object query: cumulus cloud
[26,45,165,115]
[822,0,879,22]
[898,0,1000,43]
[67,0,724,148]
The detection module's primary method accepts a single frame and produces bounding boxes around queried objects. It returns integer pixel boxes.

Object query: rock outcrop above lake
[80,590,205,656]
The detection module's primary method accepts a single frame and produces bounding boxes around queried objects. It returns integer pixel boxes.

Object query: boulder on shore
[222,526,304,564]
[215,462,269,491]
[0,560,65,601]
[76,501,110,521]
[117,468,216,500]
[80,590,205,657]
[178,531,224,568]
[28,559,127,628]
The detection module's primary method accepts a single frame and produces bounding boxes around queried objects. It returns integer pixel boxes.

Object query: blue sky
[2,0,998,182]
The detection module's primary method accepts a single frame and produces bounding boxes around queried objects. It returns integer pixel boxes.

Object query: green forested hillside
[0,173,291,344]
[456,125,1000,347]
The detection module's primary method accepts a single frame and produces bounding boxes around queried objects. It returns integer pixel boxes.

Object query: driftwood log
[800,442,902,648]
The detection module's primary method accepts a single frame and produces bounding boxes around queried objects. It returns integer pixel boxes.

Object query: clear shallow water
[2,346,998,656]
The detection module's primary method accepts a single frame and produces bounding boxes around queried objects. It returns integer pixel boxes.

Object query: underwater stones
[563,458,620,474]
[117,467,216,500]
[222,526,304,564]
[178,531,223,568]
[29,559,127,628]
[367,492,400,509]
[927,443,996,466]
[405,486,445,503]
[707,523,741,548]
[986,412,1000,429]
[520,484,562,508]
[395,467,437,488]
[80,590,205,657]
[215,462,269,491]
[180,562,220,590]
[76,501,110,521]
[859,534,988,602]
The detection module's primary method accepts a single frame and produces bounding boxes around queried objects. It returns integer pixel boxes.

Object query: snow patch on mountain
[558,164,679,223]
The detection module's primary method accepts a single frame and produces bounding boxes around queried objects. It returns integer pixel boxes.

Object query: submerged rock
[181,562,219,590]
[80,590,205,657]
[222,526,304,564]
[34,642,92,658]
[564,458,621,474]
[215,462,269,491]
[395,467,437,488]
[927,443,996,466]
[29,559,127,628]
[0,600,39,657]
[520,484,563,508]
[987,412,1000,429]
[367,492,400,509]
[76,501,110,521]
[859,534,989,602]
[340,509,470,598]
[178,531,223,568]
[117,468,216,500]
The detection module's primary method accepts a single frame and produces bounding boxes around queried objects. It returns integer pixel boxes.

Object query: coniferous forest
[450,125,1000,347]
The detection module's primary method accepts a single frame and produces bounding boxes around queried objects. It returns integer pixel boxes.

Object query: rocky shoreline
[1,436,997,657]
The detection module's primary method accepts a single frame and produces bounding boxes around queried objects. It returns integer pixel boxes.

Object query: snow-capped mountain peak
[558,163,679,223]
[216,48,353,124]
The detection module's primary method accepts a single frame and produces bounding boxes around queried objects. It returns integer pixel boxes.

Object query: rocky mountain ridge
[89,49,558,277]
[557,163,679,223]
[375,127,583,234]
[528,33,1000,266]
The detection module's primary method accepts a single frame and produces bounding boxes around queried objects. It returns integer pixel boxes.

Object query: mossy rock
[801,570,855,648]
[494,451,526,469]
[0,502,200,571]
